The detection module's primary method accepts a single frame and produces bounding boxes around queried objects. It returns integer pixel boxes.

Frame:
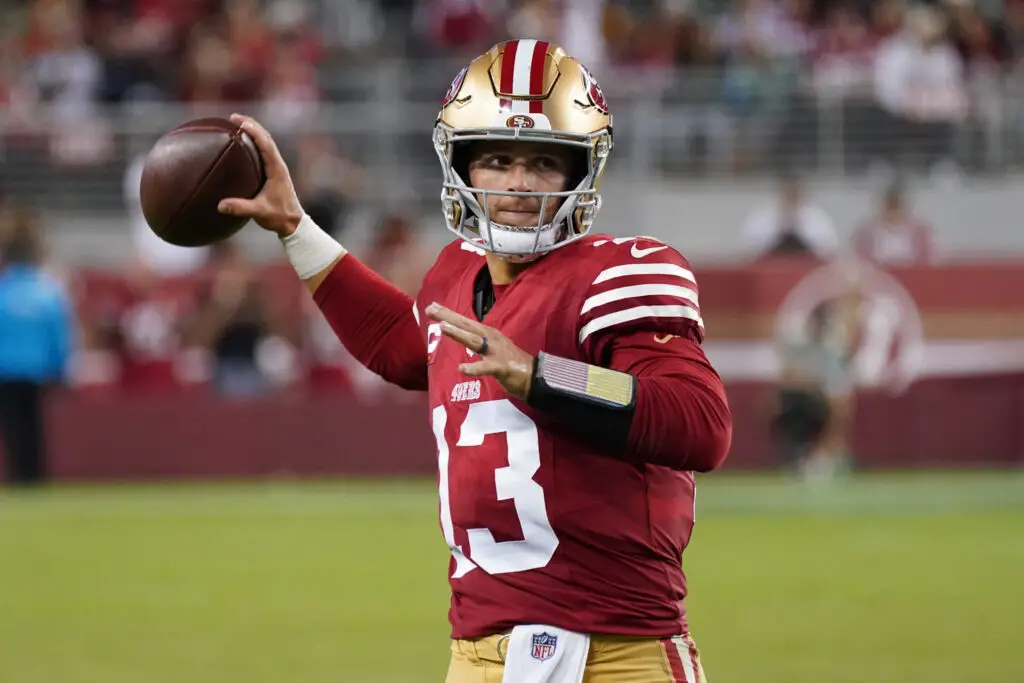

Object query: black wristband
[527,352,637,454]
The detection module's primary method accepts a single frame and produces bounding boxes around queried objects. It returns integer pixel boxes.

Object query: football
[139,117,266,247]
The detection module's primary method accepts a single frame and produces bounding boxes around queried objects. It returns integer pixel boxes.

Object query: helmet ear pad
[451,141,473,186]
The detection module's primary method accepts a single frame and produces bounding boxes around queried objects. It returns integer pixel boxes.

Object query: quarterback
[219,40,731,683]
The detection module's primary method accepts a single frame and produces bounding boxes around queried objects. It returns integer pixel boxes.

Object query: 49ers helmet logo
[442,66,469,106]
[579,65,608,114]
[506,115,535,128]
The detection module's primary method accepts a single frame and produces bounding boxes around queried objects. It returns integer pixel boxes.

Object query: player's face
[466,141,573,228]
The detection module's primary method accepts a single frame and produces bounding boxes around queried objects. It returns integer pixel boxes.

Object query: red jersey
[414,235,705,640]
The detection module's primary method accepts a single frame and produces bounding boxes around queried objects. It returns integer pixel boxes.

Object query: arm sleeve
[576,239,730,471]
[312,255,428,391]
[608,328,731,472]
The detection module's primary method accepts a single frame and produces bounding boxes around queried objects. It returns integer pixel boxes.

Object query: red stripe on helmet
[529,41,548,113]
[499,40,518,109]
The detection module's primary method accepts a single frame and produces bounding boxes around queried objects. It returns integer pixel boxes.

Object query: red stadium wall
[11,376,1023,482]
[2,259,1023,481]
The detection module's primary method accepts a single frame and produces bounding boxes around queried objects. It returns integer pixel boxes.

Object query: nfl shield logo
[530,632,558,661]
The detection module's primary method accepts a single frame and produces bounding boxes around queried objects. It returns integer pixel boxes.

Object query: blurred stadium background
[1,0,1023,682]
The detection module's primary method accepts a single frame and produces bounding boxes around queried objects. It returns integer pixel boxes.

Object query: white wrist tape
[280,214,345,280]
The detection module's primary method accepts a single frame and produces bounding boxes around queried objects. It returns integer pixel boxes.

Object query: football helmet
[434,40,613,259]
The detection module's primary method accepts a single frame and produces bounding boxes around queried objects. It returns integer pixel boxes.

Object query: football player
[219,40,731,683]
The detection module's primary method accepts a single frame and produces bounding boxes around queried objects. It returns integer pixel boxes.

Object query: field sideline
[1,471,1022,683]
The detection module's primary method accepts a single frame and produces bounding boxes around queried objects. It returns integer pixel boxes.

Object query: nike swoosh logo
[631,244,668,258]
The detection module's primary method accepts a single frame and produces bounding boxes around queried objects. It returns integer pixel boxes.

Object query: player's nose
[505,161,534,192]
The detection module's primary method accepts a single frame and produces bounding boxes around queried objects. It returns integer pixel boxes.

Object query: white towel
[501,625,590,683]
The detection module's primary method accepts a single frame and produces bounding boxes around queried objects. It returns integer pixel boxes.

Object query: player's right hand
[217,113,305,238]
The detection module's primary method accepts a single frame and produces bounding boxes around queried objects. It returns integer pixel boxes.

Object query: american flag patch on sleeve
[536,352,635,409]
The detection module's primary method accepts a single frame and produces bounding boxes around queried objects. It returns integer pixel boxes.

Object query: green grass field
[1,471,1022,683]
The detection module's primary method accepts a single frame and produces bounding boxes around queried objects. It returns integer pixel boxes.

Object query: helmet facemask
[434,124,611,260]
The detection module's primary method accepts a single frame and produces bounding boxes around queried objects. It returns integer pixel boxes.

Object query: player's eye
[486,155,513,168]
[532,156,565,173]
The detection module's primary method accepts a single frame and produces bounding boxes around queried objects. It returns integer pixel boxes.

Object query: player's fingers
[218,197,263,217]
[458,359,505,378]
[427,302,490,336]
[231,114,287,179]
[440,321,484,352]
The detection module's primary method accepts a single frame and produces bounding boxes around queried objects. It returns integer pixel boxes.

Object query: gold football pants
[445,632,706,683]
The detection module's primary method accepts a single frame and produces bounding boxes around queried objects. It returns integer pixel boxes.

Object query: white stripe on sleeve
[591,263,696,285]
[580,284,699,315]
[579,305,703,343]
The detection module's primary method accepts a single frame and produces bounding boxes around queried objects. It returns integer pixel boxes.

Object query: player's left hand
[426,302,534,400]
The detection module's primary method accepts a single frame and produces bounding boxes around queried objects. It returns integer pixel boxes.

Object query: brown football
[139,117,266,247]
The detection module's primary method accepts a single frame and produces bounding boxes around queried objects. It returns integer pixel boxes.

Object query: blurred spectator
[742,174,839,258]
[714,0,809,170]
[302,293,388,400]
[558,0,608,73]
[420,0,501,57]
[181,23,258,104]
[292,132,365,239]
[317,0,385,54]
[806,3,878,170]
[1006,0,1024,58]
[713,0,811,60]
[871,0,906,39]
[19,0,114,165]
[851,184,936,264]
[181,240,289,398]
[872,5,967,174]
[811,3,877,103]
[93,259,191,392]
[255,41,320,131]
[947,0,1010,71]
[362,211,434,296]
[20,0,102,121]
[0,205,73,485]
[774,290,859,485]
[947,0,1009,171]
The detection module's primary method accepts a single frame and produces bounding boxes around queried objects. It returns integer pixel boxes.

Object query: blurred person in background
[742,173,839,258]
[774,291,860,484]
[0,205,73,486]
[419,0,501,57]
[254,1,323,131]
[292,132,364,240]
[713,0,810,171]
[182,240,285,398]
[806,3,880,173]
[852,183,937,264]
[19,0,112,166]
[95,258,190,392]
[872,4,967,177]
[362,211,434,296]
[946,0,1010,172]
[772,303,833,473]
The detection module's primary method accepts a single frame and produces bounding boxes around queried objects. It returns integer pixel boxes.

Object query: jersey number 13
[432,400,559,579]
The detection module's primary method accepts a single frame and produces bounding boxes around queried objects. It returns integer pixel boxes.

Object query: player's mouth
[493,209,542,227]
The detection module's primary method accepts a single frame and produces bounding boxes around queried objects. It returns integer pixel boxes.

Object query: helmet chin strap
[467,215,570,259]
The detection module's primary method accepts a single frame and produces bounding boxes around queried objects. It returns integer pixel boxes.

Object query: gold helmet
[434,40,613,259]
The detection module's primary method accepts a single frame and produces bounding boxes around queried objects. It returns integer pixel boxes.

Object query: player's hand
[217,113,304,237]
[426,302,534,401]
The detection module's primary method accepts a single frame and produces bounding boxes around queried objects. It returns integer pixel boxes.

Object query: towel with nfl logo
[502,625,590,683]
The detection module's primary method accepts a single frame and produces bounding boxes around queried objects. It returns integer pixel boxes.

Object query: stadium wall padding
[0,376,1021,482]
